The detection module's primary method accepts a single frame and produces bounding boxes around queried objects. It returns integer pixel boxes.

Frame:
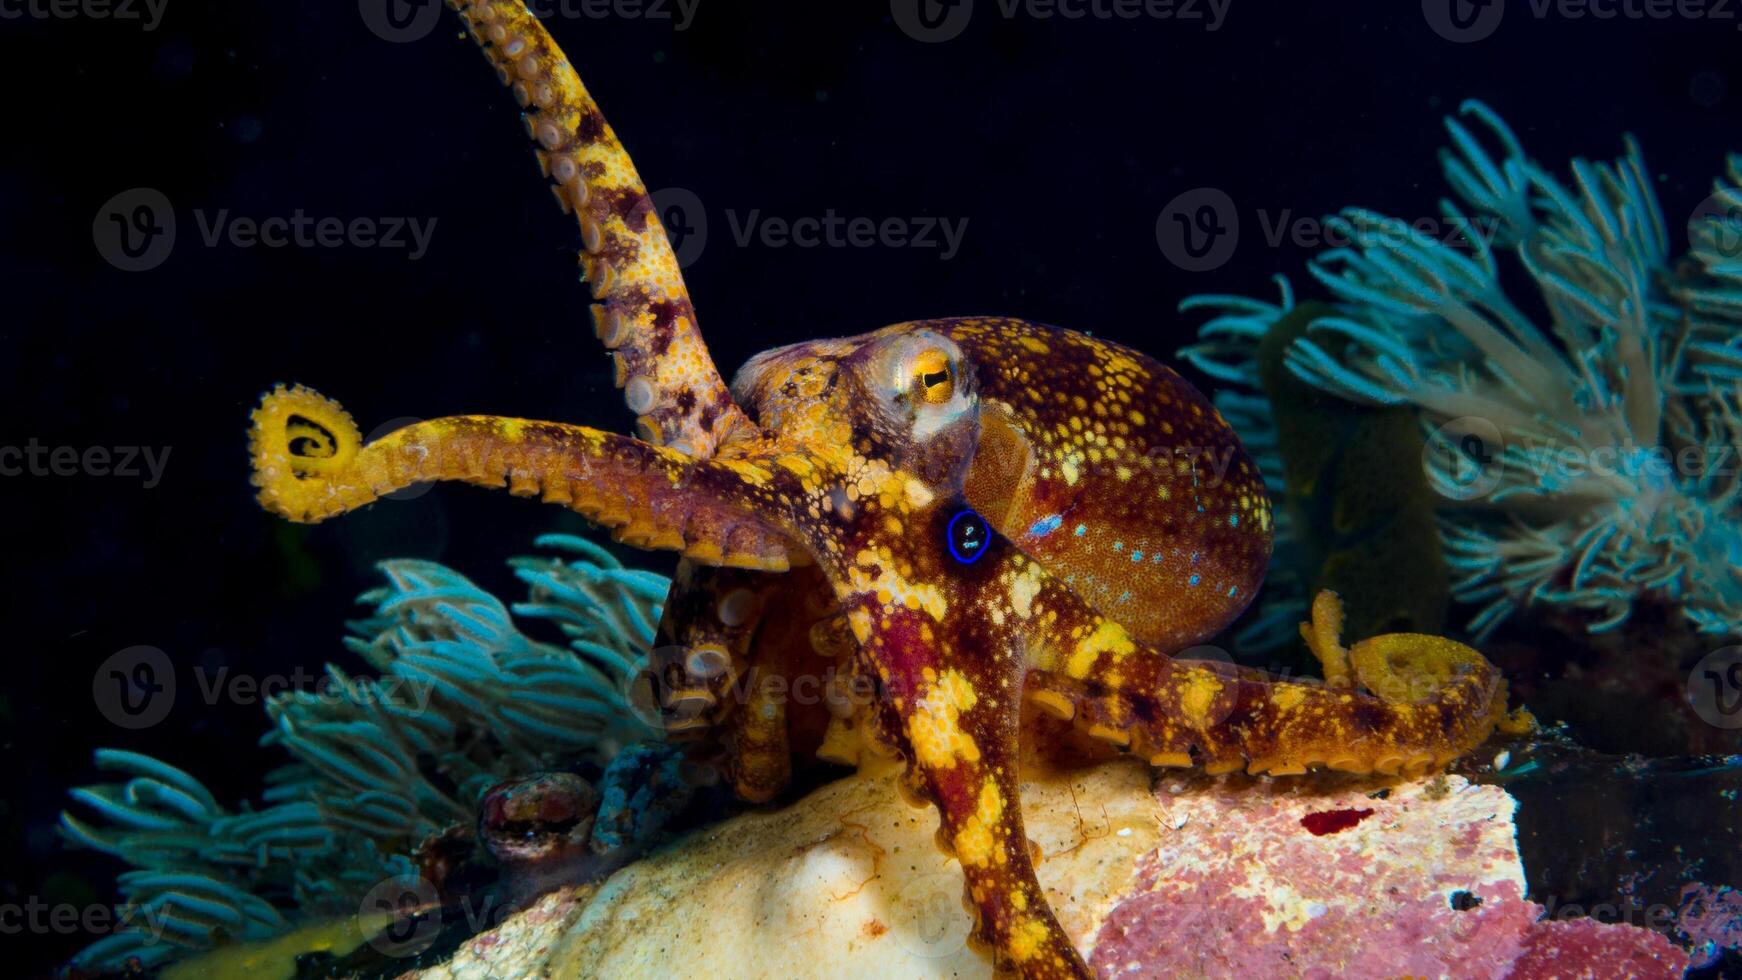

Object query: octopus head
[733,326,981,491]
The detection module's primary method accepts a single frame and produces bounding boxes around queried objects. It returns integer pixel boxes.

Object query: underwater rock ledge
[402,758,1687,980]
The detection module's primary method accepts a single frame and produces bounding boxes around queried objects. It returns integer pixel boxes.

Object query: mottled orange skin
[248,4,1527,976]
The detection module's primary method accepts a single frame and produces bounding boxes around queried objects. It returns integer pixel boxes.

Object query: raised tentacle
[249,384,795,570]
[1020,580,1532,777]
[450,0,755,456]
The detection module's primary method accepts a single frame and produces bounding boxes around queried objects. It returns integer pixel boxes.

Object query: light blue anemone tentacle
[61,530,675,973]
[1285,335,1413,405]
[534,531,625,568]
[70,932,187,973]
[1183,99,1742,641]
[1439,100,1535,241]
[1177,276,1294,390]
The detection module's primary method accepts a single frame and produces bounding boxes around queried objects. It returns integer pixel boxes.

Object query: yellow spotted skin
[246,8,1531,976]
[457,0,754,459]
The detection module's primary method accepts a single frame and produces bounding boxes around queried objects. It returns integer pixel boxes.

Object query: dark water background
[2,0,1737,973]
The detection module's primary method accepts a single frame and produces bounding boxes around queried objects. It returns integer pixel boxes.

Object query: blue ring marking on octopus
[948,509,992,565]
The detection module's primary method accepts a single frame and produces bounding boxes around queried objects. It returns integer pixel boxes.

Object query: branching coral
[1184,101,1742,640]
[59,534,666,973]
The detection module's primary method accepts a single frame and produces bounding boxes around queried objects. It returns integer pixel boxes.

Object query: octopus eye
[912,349,955,405]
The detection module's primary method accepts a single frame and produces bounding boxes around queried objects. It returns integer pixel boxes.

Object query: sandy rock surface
[406,757,1686,979]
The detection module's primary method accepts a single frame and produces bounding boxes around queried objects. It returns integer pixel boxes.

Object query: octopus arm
[452,0,754,457]
[645,563,833,803]
[833,531,1097,978]
[248,384,799,571]
[1018,573,1533,777]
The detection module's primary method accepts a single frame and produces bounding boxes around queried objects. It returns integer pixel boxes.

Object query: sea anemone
[59,534,667,973]
[1184,101,1742,641]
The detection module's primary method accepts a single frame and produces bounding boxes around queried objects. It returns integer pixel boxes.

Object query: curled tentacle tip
[248,384,364,523]
[1347,632,1492,703]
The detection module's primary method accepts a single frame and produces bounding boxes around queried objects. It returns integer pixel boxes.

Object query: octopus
[248,3,1531,975]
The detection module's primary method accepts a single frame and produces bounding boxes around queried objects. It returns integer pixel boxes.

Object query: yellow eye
[912,349,954,405]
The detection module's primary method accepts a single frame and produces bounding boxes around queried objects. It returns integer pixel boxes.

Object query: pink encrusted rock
[1510,917,1691,979]
[1089,773,1690,980]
